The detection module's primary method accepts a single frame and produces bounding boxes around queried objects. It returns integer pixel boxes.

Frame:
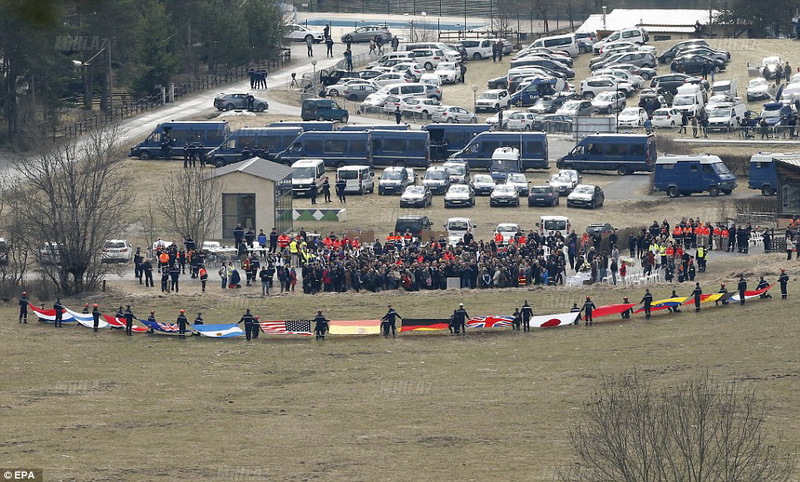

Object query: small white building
[577,8,721,42]
[204,157,293,240]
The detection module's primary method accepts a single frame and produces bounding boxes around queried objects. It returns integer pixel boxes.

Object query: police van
[653,154,737,197]
[129,121,229,160]
[336,165,375,194]
[449,131,548,170]
[749,152,800,196]
[276,131,370,168]
[206,126,303,167]
[557,133,656,175]
[423,124,490,160]
[291,159,326,197]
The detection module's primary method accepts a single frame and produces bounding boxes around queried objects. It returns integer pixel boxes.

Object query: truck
[206,126,303,167]
[128,121,229,160]
[748,152,800,196]
[448,131,548,170]
[557,133,656,175]
[653,154,738,197]
[489,147,522,182]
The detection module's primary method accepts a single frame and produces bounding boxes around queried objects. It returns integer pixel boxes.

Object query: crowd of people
[126,217,782,296]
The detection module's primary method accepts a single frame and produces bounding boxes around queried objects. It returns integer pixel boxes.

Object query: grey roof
[205,157,293,182]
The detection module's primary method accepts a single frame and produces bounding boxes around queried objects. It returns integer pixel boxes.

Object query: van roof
[337,165,370,170]
[580,133,652,140]
[159,121,227,126]
[656,155,722,165]
[291,158,325,166]
[233,126,302,134]
[541,215,569,221]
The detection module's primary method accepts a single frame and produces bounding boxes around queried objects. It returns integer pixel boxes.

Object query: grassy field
[3,38,800,481]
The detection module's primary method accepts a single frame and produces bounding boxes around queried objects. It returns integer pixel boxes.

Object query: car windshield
[531,187,551,193]
[749,79,767,88]
[709,107,731,117]
[473,175,493,184]
[550,174,569,183]
[338,170,361,180]
[405,186,425,194]
[621,108,638,115]
[595,92,614,101]
[507,174,526,183]
[480,92,499,100]
[448,221,469,231]
[673,96,694,106]
[383,170,403,180]
[491,160,519,173]
[449,185,469,194]
[292,167,316,179]
[761,108,781,119]
[712,162,732,175]
[574,185,593,194]
[653,110,669,116]
[497,224,518,232]
[104,241,126,249]
[425,170,447,180]
[544,219,567,231]
[444,164,466,176]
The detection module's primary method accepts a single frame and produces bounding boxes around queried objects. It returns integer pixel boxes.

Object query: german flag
[400,319,451,332]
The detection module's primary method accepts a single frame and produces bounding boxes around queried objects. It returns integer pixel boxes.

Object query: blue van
[371,130,430,168]
[206,127,303,167]
[274,131,370,168]
[129,121,229,160]
[557,133,656,175]
[423,124,490,160]
[654,155,738,197]
[509,78,564,107]
[748,153,779,196]
[448,132,548,170]
[300,98,349,122]
[269,121,337,131]
[337,124,410,132]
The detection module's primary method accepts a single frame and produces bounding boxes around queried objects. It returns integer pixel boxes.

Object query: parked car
[444,184,476,208]
[650,108,682,128]
[373,72,411,87]
[486,109,519,129]
[101,239,133,263]
[400,185,432,208]
[379,166,415,195]
[591,90,627,113]
[505,173,530,196]
[431,106,477,123]
[528,92,576,114]
[341,25,392,43]
[490,184,520,207]
[475,89,511,112]
[390,62,426,81]
[585,222,615,236]
[323,79,371,97]
[612,63,657,80]
[470,174,496,195]
[548,169,580,195]
[442,161,470,184]
[531,113,574,132]
[214,93,269,112]
[556,99,593,117]
[580,77,632,99]
[528,185,559,207]
[342,83,378,101]
[617,107,648,127]
[650,73,691,95]
[670,54,726,75]
[567,184,605,209]
[657,39,709,64]
[506,111,539,131]
[284,24,324,43]
[435,62,461,84]
[747,77,774,102]
[401,97,441,118]
[494,223,521,243]
[760,56,783,80]
[422,166,451,194]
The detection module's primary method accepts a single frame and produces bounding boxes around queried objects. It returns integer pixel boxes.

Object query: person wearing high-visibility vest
[289,238,299,267]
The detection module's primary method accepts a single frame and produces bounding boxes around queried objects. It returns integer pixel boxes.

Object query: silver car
[341,25,393,43]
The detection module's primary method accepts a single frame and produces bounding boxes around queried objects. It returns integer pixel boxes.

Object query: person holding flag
[757,276,772,298]
[621,297,633,319]
[691,283,702,312]
[238,309,257,341]
[91,304,101,332]
[18,291,28,324]
[511,308,522,331]
[520,300,534,333]
[314,310,329,340]
[779,269,789,299]
[380,305,402,338]
[580,296,597,326]
[737,275,747,305]
[641,289,654,319]
[124,305,138,336]
[452,303,469,335]
[177,309,189,339]
[54,298,64,328]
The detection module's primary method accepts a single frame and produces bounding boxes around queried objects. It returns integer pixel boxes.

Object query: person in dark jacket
[91,303,101,332]
[238,309,256,341]
[314,310,329,340]
[757,276,772,298]
[511,308,522,330]
[380,304,402,338]
[520,300,534,332]
[54,298,64,328]
[779,268,789,299]
[177,309,189,339]
[641,289,654,319]
[124,305,137,335]
[691,282,702,312]
[580,296,596,326]
[737,275,747,305]
[452,303,469,335]
[18,291,28,323]
[336,177,346,202]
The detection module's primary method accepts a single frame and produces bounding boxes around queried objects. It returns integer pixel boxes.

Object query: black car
[585,222,615,236]
[650,73,691,95]
[394,215,433,237]
[678,47,730,63]
[657,39,710,64]
[670,55,726,75]
[531,114,573,133]
[528,93,577,114]
[509,58,575,79]
[319,69,361,86]
[487,75,508,90]
[567,184,605,209]
[527,185,559,207]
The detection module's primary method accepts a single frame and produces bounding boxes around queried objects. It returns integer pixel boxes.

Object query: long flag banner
[102,314,149,333]
[592,303,636,318]
[528,312,581,328]
[730,284,774,302]
[192,324,244,338]
[635,297,686,314]
[400,319,451,332]
[63,307,109,329]
[467,315,514,328]
[28,304,76,323]
[139,318,183,334]
[259,320,313,335]
[328,319,382,335]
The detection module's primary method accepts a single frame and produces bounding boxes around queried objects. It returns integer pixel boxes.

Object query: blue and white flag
[192,324,244,338]
[64,307,109,329]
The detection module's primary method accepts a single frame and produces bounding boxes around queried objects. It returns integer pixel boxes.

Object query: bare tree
[156,167,221,247]
[0,171,28,288]
[8,125,132,294]
[561,371,796,482]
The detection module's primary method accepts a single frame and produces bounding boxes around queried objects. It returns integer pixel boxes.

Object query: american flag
[466,315,514,328]
[259,320,313,335]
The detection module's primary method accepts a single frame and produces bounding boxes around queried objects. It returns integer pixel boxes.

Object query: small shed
[204,157,293,240]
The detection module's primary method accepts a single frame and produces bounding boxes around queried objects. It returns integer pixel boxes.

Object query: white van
[291,158,326,197]
[445,217,477,245]
[531,33,579,57]
[593,28,649,53]
[336,165,375,194]
[538,215,570,237]
[711,79,738,98]
[672,84,705,117]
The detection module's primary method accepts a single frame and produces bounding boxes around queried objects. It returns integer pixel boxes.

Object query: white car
[746,77,773,102]
[475,89,510,112]
[324,79,373,97]
[419,73,442,87]
[591,91,626,114]
[486,109,519,128]
[431,106,477,123]
[650,108,682,128]
[548,171,579,195]
[383,94,419,114]
[505,173,530,196]
[101,239,132,263]
[617,107,648,127]
[283,24,323,43]
[401,97,441,118]
[505,112,538,131]
[493,223,521,242]
[444,184,475,208]
[359,92,391,113]
[373,72,411,87]
[391,62,426,81]
[434,62,461,84]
